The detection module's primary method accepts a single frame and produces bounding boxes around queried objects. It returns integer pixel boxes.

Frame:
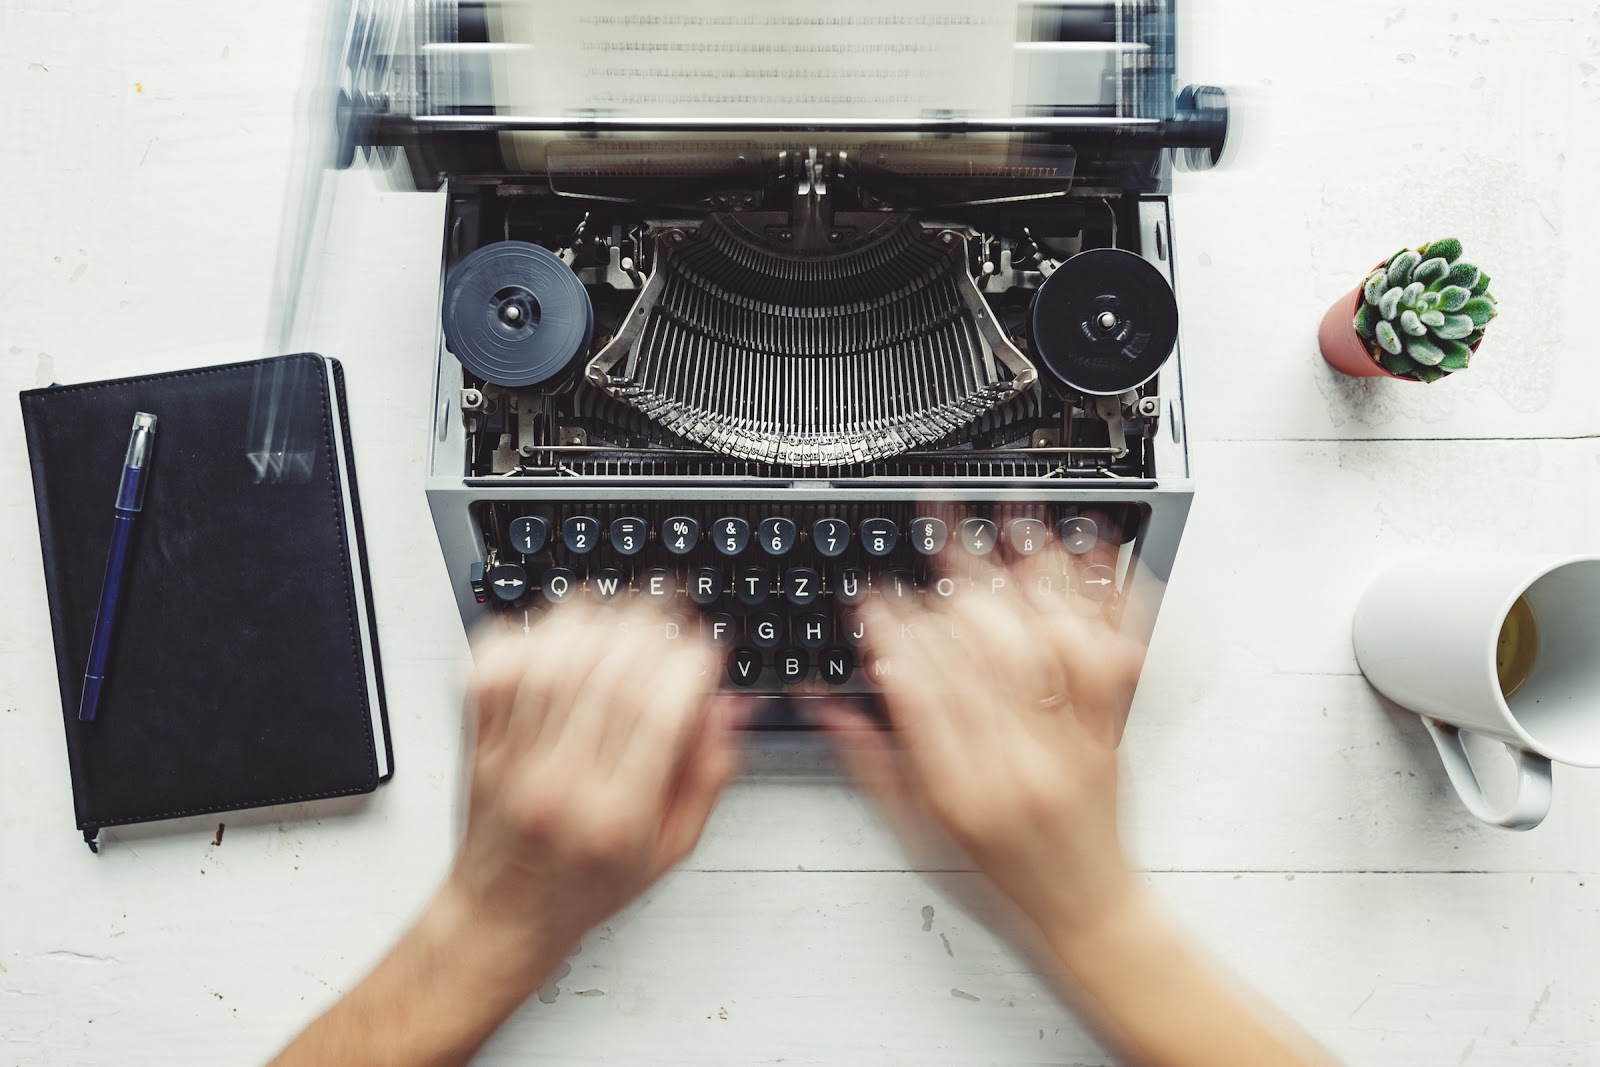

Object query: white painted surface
[2,2,1599,1064]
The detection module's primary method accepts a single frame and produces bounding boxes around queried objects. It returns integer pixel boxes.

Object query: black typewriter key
[562,515,600,554]
[843,612,868,647]
[1008,518,1049,556]
[783,567,821,607]
[882,569,915,601]
[704,613,737,646]
[749,613,783,649]
[959,517,998,556]
[609,516,648,556]
[758,517,798,557]
[1057,516,1098,555]
[661,614,687,640]
[776,648,810,684]
[734,567,770,607]
[820,648,854,685]
[591,566,627,602]
[910,517,948,556]
[811,518,850,558]
[508,516,548,555]
[487,562,530,603]
[1078,564,1117,602]
[728,648,762,687]
[641,567,675,602]
[796,613,832,651]
[860,518,898,557]
[541,566,578,604]
[662,516,701,556]
[834,566,868,606]
[688,565,723,606]
[713,516,751,556]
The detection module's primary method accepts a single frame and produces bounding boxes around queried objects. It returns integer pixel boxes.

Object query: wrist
[1032,873,1170,972]
[426,874,574,1006]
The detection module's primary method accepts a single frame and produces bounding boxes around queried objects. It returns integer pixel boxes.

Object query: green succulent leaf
[1381,349,1418,376]
[1462,297,1498,327]
[1438,285,1471,311]
[1412,364,1448,383]
[1413,257,1449,286]
[1471,271,1492,296]
[1399,309,1427,336]
[1422,237,1464,264]
[1375,319,1403,355]
[1402,281,1425,307]
[1437,338,1473,369]
[1354,303,1380,340]
[1378,288,1402,320]
[1420,309,1446,328]
[1364,271,1389,306]
[1434,314,1476,340]
[1387,250,1421,288]
[1418,291,1442,311]
[1445,262,1480,290]
[1406,335,1447,366]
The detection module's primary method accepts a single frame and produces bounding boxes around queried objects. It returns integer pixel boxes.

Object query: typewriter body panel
[325,0,1226,716]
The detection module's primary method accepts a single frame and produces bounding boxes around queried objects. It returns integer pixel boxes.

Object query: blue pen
[79,412,158,723]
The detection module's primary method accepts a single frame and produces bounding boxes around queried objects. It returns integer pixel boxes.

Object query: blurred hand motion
[277,547,1333,1067]
[822,546,1147,939]
[452,604,743,969]
[823,546,1335,1067]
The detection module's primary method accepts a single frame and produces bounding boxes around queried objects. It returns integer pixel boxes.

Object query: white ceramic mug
[1352,554,1600,830]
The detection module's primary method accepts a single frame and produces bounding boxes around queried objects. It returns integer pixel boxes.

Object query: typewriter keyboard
[469,501,1141,697]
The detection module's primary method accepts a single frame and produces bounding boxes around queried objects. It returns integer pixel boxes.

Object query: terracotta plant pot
[1319,284,1402,379]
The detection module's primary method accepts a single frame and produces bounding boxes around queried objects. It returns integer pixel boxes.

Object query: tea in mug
[1496,595,1540,699]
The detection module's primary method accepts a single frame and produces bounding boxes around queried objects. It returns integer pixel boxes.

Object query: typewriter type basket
[587,215,1036,467]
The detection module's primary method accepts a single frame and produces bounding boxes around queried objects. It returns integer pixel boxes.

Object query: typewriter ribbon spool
[442,241,595,388]
[1030,248,1180,396]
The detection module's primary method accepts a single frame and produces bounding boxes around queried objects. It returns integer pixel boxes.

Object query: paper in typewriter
[491,0,1023,171]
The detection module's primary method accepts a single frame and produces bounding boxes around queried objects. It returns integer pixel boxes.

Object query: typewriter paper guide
[491,0,1055,171]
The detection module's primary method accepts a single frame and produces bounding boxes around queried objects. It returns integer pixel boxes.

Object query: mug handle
[1422,718,1553,831]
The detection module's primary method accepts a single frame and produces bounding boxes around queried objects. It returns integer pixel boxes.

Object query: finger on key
[657,693,749,867]
[899,595,1010,772]
[947,554,1063,710]
[1012,548,1143,744]
[505,600,604,757]
[611,637,718,798]
[863,598,977,786]
[592,613,683,773]
[553,602,669,770]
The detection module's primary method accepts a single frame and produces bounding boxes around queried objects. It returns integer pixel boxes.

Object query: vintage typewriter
[287,0,1227,721]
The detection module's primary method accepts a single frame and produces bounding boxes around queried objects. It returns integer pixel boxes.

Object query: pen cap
[116,412,158,511]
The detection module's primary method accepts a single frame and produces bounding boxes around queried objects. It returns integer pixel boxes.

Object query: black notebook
[20,353,392,847]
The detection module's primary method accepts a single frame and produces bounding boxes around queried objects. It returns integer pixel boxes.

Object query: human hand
[440,601,742,995]
[821,548,1148,945]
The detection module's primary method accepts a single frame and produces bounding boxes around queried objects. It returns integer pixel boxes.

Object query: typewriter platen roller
[287,0,1228,723]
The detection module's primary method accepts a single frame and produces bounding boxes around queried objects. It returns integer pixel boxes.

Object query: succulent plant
[1352,237,1498,382]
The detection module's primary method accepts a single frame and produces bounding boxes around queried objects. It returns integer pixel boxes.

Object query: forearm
[1042,889,1334,1067]
[268,881,568,1067]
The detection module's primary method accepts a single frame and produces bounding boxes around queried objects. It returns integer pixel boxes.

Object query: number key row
[506,514,1101,558]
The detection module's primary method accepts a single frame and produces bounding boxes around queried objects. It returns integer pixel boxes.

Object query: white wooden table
[3,3,1599,1063]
